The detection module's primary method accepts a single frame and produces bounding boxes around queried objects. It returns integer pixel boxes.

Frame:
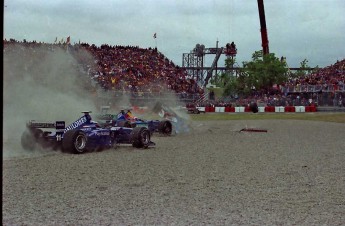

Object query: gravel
[3,120,345,225]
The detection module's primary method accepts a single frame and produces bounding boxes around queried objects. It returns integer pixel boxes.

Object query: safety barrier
[131,105,317,114]
[197,106,317,113]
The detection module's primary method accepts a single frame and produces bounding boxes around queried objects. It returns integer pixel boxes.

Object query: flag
[54,37,57,43]
[153,33,157,39]
[66,36,70,44]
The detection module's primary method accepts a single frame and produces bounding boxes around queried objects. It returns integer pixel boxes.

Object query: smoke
[3,44,194,159]
[140,81,192,134]
[3,44,97,159]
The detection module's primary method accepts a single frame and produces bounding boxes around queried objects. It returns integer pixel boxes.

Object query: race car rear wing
[27,120,65,131]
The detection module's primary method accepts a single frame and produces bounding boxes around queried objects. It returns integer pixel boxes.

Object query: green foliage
[223,75,239,96]
[289,59,319,79]
[241,50,288,92]
[225,57,235,69]
[210,56,238,89]
[207,87,224,98]
[220,50,289,97]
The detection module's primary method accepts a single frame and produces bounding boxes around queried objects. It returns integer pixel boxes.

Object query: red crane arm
[257,0,269,55]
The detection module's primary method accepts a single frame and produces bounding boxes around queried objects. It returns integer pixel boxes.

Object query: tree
[218,50,289,97]
[241,50,288,93]
[223,73,242,96]
[289,59,318,79]
[210,56,237,88]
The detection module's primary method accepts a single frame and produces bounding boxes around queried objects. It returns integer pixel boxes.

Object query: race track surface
[3,120,345,225]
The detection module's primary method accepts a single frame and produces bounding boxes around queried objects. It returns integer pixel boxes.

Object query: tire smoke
[3,44,97,159]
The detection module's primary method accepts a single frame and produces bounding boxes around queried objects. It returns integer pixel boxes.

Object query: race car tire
[158,120,173,136]
[250,102,259,113]
[21,129,37,151]
[194,109,200,114]
[62,130,89,154]
[38,130,53,148]
[131,127,151,148]
[33,128,44,140]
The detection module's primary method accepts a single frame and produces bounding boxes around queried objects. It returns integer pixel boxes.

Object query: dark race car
[96,108,173,136]
[185,103,206,114]
[21,111,155,154]
[151,102,190,134]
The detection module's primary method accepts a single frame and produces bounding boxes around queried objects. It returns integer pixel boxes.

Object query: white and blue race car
[21,111,155,154]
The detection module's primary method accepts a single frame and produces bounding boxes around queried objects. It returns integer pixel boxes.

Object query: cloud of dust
[3,44,98,159]
[95,79,193,133]
[98,79,191,122]
[142,81,192,133]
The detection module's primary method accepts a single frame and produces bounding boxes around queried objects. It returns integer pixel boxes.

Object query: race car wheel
[131,127,151,148]
[158,120,173,136]
[37,130,51,148]
[249,102,259,113]
[193,109,200,114]
[33,129,44,140]
[21,129,36,151]
[62,130,88,154]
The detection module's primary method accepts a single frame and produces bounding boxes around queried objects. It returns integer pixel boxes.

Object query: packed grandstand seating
[3,39,203,99]
[197,59,345,107]
[282,59,345,93]
[3,39,345,107]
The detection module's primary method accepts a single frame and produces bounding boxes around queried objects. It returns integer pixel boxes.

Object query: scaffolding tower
[182,42,237,87]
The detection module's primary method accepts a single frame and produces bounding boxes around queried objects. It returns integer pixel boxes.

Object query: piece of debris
[240,128,268,133]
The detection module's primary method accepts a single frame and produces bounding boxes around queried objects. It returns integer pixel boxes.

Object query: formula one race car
[185,103,206,114]
[21,111,155,154]
[96,108,173,136]
[152,102,190,134]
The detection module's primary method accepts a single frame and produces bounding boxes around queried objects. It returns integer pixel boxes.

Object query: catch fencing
[95,89,344,108]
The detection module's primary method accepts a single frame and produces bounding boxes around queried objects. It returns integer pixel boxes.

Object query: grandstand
[3,39,345,108]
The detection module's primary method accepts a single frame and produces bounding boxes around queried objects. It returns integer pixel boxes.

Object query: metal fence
[95,84,345,107]
[282,84,345,93]
[96,90,203,106]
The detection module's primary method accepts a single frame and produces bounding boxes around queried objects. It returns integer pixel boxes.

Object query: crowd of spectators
[285,59,345,86]
[3,39,204,99]
[200,59,345,107]
[200,91,344,108]
[76,43,204,97]
[4,38,344,107]
[281,59,345,93]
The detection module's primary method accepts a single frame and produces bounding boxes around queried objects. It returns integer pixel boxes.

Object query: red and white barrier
[215,107,225,113]
[199,106,317,113]
[197,106,206,112]
[258,107,265,113]
[131,105,317,114]
[235,107,245,113]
